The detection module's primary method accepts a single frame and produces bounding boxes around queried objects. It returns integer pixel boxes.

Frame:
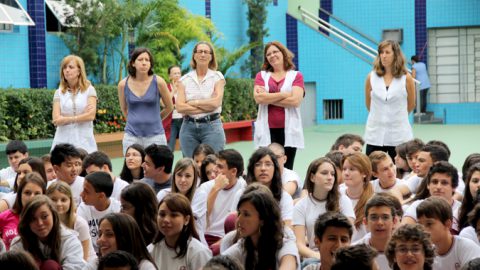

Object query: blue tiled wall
[427,0,480,27]
[414,0,427,61]
[45,34,69,89]
[286,14,298,69]
[0,21,30,88]
[27,0,47,88]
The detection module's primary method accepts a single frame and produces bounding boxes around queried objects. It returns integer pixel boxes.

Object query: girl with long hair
[223,189,299,270]
[46,181,93,261]
[119,144,145,183]
[119,182,158,245]
[0,173,46,250]
[293,157,355,260]
[458,163,480,231]
[10,195,85,269]
[341,152,374,242]
[200,154,218,184]
[150,193,211,270]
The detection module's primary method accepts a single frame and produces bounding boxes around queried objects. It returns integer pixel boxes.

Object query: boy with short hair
[331,244,379,270]
[49,143,84,205]
[303,212,353,270]
[77,171,121,253]
[330,133,364,154]
[140,144,173,193]
[369,151,403,193]
[355,194,399,269]
[417,196,480,269]
[0,140,29,190]
[268,143,301,197]
[82,151,129,201]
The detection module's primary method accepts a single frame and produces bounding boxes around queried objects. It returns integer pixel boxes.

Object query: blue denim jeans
[168,118,183,152]
[123,132,167,155]
[179,118,225,157]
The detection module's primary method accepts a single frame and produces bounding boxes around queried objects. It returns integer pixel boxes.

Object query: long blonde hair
[373,40,407,78]
[59,55,91,93]
[46,181,76,229]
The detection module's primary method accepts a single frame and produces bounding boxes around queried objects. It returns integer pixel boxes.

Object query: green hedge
[0,78,257,142]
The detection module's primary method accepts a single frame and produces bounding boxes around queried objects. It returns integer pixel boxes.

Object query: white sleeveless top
[364,71,413,146]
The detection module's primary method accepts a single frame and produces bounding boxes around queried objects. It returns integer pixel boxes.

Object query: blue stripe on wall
[415,0,427,62]
[319,0,332,35]
[286,14,298,69]
[27,0,47,88]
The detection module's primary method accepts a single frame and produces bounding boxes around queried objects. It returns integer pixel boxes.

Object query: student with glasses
[253,41,305,170]
[176,41,226,158]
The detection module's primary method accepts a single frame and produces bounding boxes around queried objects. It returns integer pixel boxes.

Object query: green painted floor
[112,124,480,184]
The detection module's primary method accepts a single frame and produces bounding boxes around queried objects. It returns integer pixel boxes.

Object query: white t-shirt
[371,178,403,193]
[150,237,212,270]
[282,168,301,198]
[197,177,247,237]
[77,198,121,253]
[48,176,85,206]
[74,215,96,261]
[223,227,300,270]
[111,177,129,201]
[0,167,16,187]
[433,236,480,269]
[293,194,355,250]
[1,192,16,209]
[404,199,462,232]
[339,185,368,242]
[232,188,294,222]
[459,226,480,246]
[403,175,423,194]
[354,234,391,270]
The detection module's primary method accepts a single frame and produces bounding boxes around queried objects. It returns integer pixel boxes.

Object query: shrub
[0,78,257,141]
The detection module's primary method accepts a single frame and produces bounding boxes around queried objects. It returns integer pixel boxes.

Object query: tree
[244,0,271,78]
[215,41,262,77]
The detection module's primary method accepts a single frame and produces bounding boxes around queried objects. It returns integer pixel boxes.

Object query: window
[0,23,13,32]
[323,99,343,120]
[0,0,35,26]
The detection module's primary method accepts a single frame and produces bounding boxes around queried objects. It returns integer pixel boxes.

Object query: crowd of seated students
[1,133,480,270]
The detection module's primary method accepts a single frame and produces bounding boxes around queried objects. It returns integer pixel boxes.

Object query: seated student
[331,244,379,270]
[394,144,449,202]
[461,258,480,270]
[77,171,121,254]
[232,148,294,226]
[200,154,218,185]
[369,151,403,193]
[459,203,480,245]
[402,161,462,234]
[330,133,364,154]
[303,212,353,270]
[202,255,244,270]
[340,152,374,242]
[458,163,480,232]
[417,197,480,269]
[394,142,412,180]
[140,144,173,193]
[41,154,57,181]
[0,157,47,213]
[11,195,85,269]
[192,143,215,170]
[223,189,300,270]
[150,193,212,270]
[82,151,129,201]
[0,250,39,270]
[0,173,45,250]
[93,213,156,270]
[197,149,246,250]
[156,158,207,243]
[268,143,301,198]
[98,250,139,270]
[49,143,85,206]
[120,144,145,184]
[0,140,29,190]
[385,224,435,270]
[120,182,158,245]
[46,181,94,261]
[355,194,400,269]
[293,157,355,261]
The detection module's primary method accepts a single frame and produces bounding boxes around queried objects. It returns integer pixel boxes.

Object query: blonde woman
[52,55,97,153]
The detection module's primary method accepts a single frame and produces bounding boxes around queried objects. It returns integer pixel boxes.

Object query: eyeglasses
[367,214,392,222]
[195,50,212,55]
[266,50,281,57]
[254,162,274,169]
[395,246,423,255]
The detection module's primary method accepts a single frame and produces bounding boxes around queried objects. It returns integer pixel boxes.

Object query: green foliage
[136,0,216,79]
[222,78,257,122]
[0,78,257,141]
[215,41,262,77]
[244,0,271,78]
